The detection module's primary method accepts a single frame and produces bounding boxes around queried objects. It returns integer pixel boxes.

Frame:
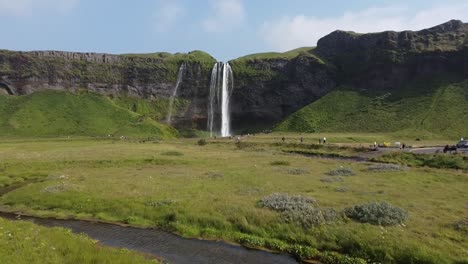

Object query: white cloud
[153,2,185,32]
[261,3,468,51]
[202,0,246,32]
[0,0,78,17]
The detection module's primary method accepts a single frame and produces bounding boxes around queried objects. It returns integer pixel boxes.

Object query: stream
[0,183,298,264]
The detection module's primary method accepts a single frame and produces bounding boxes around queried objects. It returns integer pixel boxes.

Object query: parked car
[456,140,468,149]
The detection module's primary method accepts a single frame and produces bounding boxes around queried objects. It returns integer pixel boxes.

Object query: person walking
[282,136,285,143]
[323,137,327,144]
[300,137,304,143]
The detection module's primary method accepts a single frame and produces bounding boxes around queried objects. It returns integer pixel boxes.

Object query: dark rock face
[315,20,468,91]
[0,20,467,132]
[229,55,336,132]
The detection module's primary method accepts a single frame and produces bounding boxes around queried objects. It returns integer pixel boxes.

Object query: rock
[0,20,467,132]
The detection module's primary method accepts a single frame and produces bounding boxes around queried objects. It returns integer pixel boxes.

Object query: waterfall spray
[166,63,186,125]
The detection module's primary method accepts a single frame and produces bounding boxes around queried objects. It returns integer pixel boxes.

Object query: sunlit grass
[0,136,466,263]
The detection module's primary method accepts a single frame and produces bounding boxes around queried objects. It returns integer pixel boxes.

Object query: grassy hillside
[234,47,316,61]
[275,80,468,138]
[0,91,177,138]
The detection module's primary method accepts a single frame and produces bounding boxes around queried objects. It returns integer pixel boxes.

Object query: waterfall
[166,63,186,125]
[207,62,234,137]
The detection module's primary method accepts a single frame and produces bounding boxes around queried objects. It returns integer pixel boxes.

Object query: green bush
[270,161,290,166]
[453,218,468,233]
[287,168,309,175]
[373,152,468,170]
[235,141,256,150]
[289,244,320,259]
[282,206,326,228]
[368,163,407,172]
[258,193,316,211]
[161,151,184,156]
[259,194,340,227]
[344,202,408,226]
[327,167,356,176]
[319,252,367,264]
[237,234,265,248]
[197,139,207,146]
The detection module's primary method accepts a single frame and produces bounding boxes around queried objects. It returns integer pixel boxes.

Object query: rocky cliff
[0,50,216,128]
[314,19,468,90]
[0,20,467,133]
[229,51,336,131]
[229,20,467,132]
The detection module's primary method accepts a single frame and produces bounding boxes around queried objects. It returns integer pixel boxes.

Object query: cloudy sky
[1,0,467,60]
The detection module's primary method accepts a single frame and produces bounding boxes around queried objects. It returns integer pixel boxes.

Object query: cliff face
[0,50,216,128]
[0,20,467,133]
[229,53,336,131]
[315,20,468,91]
[228,20,467,131]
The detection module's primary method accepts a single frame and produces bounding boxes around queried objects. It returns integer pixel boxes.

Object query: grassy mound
[275,80,468,138]
[0,90,177,138]
[233,47,319,61]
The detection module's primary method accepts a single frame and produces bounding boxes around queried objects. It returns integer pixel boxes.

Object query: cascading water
[166,63,186,125]
[207,62,234,137]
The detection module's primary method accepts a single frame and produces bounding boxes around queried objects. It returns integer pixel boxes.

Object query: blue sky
[1,0,467,61]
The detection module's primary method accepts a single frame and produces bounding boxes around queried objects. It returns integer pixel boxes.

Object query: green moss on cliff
[276,80,468,138]
[0,49,216,85]
[110,95,189,121]
[234,47,317,61]
[0,91,177,138]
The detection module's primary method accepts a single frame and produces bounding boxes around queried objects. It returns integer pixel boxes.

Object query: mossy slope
[0,91,177,138]
[276,80,468,138]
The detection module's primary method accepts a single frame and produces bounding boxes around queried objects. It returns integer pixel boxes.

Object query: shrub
[161,151,183,156]
[321,177,344,183]
[197,139,207,146]
[258,193,316,211]
[321,208,341,222]
[259,194,340,227]
[319,252,368,264]
[264,239,289,252]
[145,199,176,207]
[327,167,356,177]
[289,245,320,260]
[235,141,256,150]
[270,160,290,166]
[282,206,326,228]
[287,168,309,175]
[368,163,406,172]
[205,172,224,179]
[237,234,265,248]
[373,152,467,170]
[42,184,74,193]
[453,218,468,233]
[344,202,408,226]
[335,187,348,193]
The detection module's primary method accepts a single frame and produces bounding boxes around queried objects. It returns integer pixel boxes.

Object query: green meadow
[0,135,466,263]
[0,217,157,264]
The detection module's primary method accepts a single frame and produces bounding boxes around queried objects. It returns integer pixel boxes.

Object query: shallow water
[0,212,298,264]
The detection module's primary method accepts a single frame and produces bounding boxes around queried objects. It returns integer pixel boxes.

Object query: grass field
[0,135,466,263]
[0,217,157,264]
